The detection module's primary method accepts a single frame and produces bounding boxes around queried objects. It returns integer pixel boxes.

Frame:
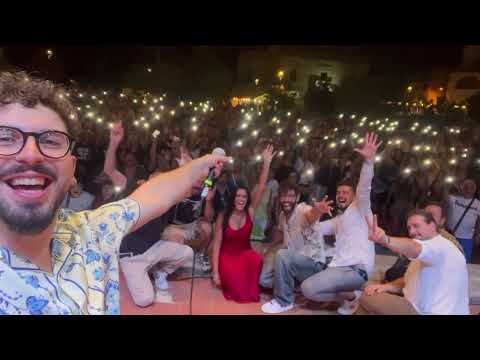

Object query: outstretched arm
[366,215,422,260]
[104,122,127,191]
[250,145,276,211]
[305,196,334,225]
[353,132,382,214]
[129,153,231,233]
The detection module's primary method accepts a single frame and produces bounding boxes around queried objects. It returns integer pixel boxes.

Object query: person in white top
[260,182,334,314]
[300,132,381,315]
[359,210,469,315]
[60,180,94,211]
[446,178,480,263]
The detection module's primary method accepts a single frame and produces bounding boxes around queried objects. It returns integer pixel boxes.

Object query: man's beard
[280,201,296,214]
[0,163,65,235]
[0,189,66,235]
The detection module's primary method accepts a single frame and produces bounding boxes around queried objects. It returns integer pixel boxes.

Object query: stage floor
[119,271,480,315]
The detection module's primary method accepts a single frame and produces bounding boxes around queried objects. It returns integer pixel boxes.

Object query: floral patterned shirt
[0,198,140,315]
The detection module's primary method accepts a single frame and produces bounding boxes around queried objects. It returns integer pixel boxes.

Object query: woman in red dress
[212,145,276,303]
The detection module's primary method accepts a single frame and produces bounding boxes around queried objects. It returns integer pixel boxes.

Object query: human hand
[109,122,124,147]
[365,214,388,245]
[354,132,382,162]
[262,144,277,165]
[364,283,390,296]
[213,272,221,287]
[313,195,334,217]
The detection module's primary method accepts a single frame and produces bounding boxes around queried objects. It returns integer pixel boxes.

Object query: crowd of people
[0,70,478,315]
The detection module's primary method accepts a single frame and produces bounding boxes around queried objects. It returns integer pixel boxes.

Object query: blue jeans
[301,265,366,303]
[273,249,326,306]
[458,238,473,263]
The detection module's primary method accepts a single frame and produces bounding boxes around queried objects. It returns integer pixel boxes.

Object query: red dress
[219,213,263,303]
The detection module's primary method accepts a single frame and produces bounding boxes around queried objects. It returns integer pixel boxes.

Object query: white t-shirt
[61,191,95,212]
[447,195,480,239]
[403,235,470,315]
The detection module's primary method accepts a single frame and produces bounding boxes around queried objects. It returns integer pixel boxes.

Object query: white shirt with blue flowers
[0,198,140,315]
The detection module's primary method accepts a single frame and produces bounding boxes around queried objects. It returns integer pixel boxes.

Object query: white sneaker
[261,299,294,314]
[337,290,362,315]
[153,271,169,290]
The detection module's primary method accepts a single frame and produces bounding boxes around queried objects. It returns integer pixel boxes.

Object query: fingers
[365,215,373,229]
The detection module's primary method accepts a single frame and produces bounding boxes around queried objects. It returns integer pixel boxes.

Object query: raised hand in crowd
[365,214,388,245]
[353,132,382,162]
[110,121,124,147]
[262,144,277,166]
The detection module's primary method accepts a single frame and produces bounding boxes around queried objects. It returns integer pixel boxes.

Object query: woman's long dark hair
[222,186,252,232]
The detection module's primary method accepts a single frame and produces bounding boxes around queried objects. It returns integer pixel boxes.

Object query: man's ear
[439,217,446,227]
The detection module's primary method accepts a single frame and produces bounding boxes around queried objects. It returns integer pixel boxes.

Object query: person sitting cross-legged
[358,211,469,315]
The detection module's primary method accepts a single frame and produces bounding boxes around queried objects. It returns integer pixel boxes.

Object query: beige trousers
[358,292,419,315]
[120,240,193,307]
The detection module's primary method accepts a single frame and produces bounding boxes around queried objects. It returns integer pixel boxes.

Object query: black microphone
[199,147,226,200]
[195,148,225,217]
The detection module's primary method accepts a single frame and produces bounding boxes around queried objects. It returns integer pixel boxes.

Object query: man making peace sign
[359,211,469,315]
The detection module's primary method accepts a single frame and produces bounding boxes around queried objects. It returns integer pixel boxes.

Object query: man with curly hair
[0,72,229,315]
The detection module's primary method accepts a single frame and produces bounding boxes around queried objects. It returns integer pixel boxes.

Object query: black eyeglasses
[0,126,75,159]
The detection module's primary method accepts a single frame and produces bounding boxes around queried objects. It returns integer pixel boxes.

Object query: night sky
[2,45,464,94]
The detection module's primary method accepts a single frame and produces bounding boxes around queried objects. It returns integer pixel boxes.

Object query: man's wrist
[383,234,391,245]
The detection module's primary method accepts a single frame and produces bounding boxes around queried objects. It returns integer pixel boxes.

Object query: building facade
[233,46,371,107]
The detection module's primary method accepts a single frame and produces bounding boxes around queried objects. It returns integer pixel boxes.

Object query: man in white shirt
[359,210,469,315]
[260,182,333,314]
[300,132,381,315]
[60,181,94,211]
[447,178,480,263]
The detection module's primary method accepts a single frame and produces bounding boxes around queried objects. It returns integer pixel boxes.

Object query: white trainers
[153,271,169,290]
[337,290,362,315]
[261,299,294,314]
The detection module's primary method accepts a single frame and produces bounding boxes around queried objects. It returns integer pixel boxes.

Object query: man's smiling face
[0,103,76,234]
